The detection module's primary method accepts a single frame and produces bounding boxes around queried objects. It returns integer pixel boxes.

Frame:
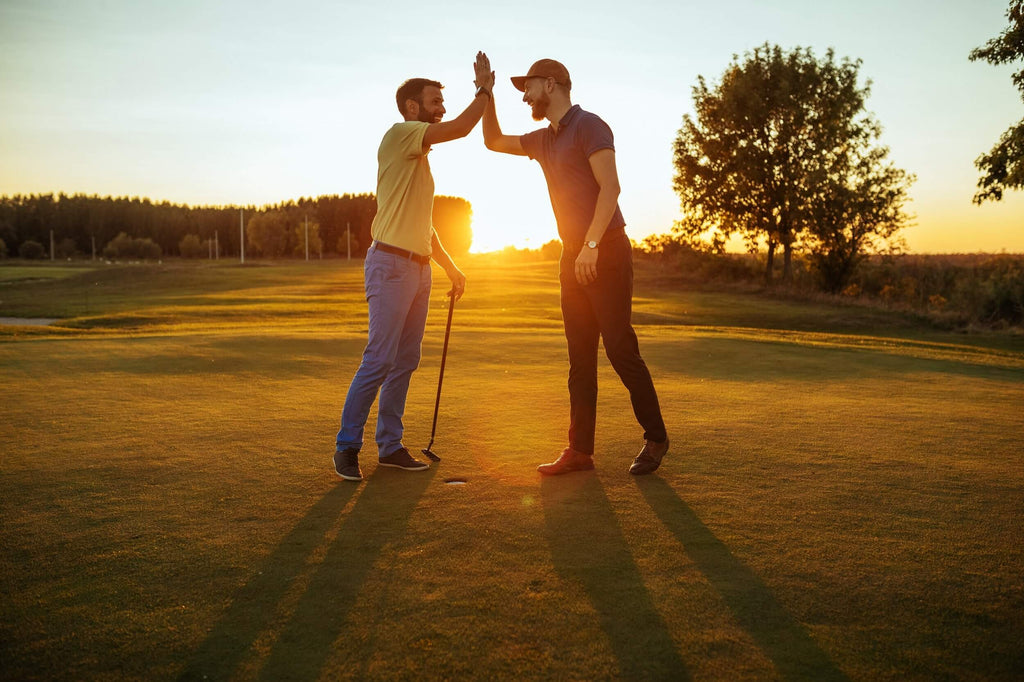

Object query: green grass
[0,263,94,283]
[1,259,1022,680]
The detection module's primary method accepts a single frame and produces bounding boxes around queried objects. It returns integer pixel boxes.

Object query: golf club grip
[428,293,456,440]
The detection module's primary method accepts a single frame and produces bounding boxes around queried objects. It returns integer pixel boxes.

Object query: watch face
[587,241,598,249]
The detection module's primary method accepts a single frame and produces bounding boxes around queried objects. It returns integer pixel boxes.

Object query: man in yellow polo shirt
[334,52,494,481]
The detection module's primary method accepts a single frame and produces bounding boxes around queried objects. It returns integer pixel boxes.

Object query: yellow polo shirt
[370,121,434,256]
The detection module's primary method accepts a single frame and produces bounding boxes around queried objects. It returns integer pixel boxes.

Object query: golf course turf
[1,258,1022,680]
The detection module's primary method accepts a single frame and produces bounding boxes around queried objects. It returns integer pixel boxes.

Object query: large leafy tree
[970,0,1024,203]
[673,43,912,285]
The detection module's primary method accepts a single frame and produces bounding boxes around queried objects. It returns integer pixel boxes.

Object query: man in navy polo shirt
[482,58,669,476]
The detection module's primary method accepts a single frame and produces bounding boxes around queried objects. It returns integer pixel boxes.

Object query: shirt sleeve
[397,121,430,159]
[520,130,544,161]
[579,114,615,158]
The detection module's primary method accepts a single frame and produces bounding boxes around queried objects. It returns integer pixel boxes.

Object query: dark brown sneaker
[379,447,430,471]
[537,448,595,476]
[629,438,669,476]
[334,447,362,481]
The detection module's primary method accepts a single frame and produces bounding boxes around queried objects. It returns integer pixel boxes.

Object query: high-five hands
[474,51,494,93]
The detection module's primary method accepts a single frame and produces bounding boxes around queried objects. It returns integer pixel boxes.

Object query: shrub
[137,238,161,260]
[540,239,562,261]
[179,234,205,258]
[103,232,162,260]
[0,237,7,258]
[849,254,1024,328]
[55,238,77,259]
[928,294,948,311]
[335,233,360,256]
[19,240,46,259]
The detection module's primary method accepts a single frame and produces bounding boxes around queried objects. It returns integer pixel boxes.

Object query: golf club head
[422,448,441,462]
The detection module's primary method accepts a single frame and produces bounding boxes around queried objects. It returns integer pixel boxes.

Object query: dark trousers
[558,231,667,455]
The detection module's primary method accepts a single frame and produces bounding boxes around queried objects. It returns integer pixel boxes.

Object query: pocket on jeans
[381,254,408,283]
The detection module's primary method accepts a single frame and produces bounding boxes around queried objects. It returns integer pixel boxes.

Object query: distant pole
[50,230,55,261]
[305,215,309,261]
[346,221,351,261]
[208,237,213,259]
[91,235,96,261]
[215,231,219,260]
[240,209,245,264]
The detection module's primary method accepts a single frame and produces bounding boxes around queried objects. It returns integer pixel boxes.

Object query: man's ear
[404,99,419,120]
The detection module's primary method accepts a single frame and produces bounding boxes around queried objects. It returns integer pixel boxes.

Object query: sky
[1,0,1022,254]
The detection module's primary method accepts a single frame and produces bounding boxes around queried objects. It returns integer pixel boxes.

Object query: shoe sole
[378,462,430,471]
[336,471,363,481]
[537,465,595,475]
[629,461,661,475]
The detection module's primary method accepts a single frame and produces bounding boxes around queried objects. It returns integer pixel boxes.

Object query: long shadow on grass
[177,483,358,681]
[637,476,848,681]
[256,466,436,680]
[542,473,690,680]
[178,468,434,681]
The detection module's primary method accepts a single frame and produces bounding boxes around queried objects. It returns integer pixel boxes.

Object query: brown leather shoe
[537,448,595,476]
[629,438,669,475]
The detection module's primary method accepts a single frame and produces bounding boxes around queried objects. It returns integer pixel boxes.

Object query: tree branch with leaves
[969,0,1024,203]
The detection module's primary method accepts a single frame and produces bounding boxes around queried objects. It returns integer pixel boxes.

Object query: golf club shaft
[426,292,455,447]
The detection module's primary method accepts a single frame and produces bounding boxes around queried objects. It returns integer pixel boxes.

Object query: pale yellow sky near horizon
[1,0,1022,253]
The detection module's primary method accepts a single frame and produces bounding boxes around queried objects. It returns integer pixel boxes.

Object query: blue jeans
[336,245,432,457]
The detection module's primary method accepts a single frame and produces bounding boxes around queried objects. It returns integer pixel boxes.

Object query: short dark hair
[396,78,443,115]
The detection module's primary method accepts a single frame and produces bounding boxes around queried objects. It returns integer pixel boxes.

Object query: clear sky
[1,0,1022,253]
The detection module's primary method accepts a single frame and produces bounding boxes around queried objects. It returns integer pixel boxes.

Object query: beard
[529,91,550,121]
[416,103,438,123]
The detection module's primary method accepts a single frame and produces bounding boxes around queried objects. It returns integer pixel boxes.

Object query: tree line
[0,193,473,260]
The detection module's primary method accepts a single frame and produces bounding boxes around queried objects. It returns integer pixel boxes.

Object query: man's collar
[549,104,581,134]
[560,104,581,126]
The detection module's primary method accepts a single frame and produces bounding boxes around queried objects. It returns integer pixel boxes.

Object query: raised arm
[422,52,495,148]
[482,81,526,156]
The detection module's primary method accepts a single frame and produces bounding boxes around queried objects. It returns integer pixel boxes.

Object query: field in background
[630,246,1024,331]
[1,259,1022,680]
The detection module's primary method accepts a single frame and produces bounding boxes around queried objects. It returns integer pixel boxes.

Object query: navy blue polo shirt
[520,105,627,245]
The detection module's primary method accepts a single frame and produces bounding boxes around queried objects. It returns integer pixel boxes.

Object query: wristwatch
[475,86,491,100]
[586,240,598,249]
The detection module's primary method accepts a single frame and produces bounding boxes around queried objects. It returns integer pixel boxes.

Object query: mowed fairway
[1,259,1022,681]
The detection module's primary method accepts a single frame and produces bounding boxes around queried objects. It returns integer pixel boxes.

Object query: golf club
[422,289,456,462]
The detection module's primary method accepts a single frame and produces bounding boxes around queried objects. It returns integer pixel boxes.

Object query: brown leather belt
[373,241,430,265]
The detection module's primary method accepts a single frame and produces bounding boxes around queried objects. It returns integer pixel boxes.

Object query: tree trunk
[783,241,794,284]
[764,241,776,285]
